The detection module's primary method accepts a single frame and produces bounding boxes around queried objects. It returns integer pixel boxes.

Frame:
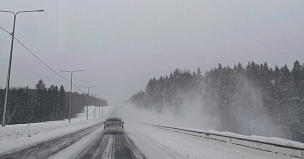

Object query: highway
[0,107,290,159]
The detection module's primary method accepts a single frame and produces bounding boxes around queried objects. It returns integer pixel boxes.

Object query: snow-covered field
[0,105,116,153]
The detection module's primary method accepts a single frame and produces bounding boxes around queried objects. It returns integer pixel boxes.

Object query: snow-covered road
[0,105,297,159]
[74,130,146,159]
[0,122,104,159]
[112,106,292,159]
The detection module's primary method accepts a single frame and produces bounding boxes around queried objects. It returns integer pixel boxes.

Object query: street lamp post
[98,98,105,118]
[60,70,84,122]
[99,99,101,118]
[81,86,96,120]
[92,94,100,119]
[1,9,44,127]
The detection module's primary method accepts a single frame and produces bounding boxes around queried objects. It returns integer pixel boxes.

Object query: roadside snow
[156,125,304,150]
[127,122,291,159]
[121,105,304,150]
[0,106,116,153]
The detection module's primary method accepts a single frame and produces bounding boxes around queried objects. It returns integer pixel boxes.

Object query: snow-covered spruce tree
[58,85,66,120]
[130,60,304,142]
[35,79,47,122]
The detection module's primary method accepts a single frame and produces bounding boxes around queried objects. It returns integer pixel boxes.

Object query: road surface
[0,107,291,159]
[76,131,146,159]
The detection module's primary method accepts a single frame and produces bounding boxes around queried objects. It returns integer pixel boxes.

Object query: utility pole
[94,96,96,118]
[99,99,101,118]
[92,94,100,119]
[1,9,44,127]
[60,70,84,122]
[83,93,85,113]
[82,86,96,120]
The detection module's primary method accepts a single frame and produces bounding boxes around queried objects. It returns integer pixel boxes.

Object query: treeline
[130,60,304,142]
[0,79,108,125]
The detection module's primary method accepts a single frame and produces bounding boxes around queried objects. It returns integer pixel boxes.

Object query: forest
[130,60,304,143]
[0,79,108,125]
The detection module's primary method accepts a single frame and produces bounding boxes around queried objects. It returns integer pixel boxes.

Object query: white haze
[124,76,284,138]
[118,104,216,131]
[230,77,284,138]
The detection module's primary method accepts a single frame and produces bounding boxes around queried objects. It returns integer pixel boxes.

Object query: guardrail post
[301,150,304,159]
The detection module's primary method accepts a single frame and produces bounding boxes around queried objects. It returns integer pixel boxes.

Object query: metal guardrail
[141,122,304,158]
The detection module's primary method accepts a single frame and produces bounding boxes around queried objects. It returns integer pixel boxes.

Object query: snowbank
[142,123,304,158]
[155,124,304,149]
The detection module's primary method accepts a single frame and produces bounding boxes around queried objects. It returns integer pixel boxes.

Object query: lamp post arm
[16,10,44,15]
[72,70,84,73]
[0,10,15,14]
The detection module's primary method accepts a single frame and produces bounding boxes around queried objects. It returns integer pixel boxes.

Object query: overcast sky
[1,0,304,104]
